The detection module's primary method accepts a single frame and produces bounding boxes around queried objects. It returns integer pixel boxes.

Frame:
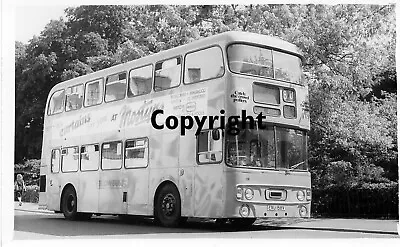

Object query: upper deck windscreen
[227,44,304,85]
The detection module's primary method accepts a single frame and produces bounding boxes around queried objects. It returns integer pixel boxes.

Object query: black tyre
[230,218,256,227]
[77,212,92,221]
[154,184,182,227]
[61,186,78,220]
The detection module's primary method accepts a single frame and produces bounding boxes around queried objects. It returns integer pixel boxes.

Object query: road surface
[13,208,399,239]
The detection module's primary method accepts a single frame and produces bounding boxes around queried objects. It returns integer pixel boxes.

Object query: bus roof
[48,31,303,94]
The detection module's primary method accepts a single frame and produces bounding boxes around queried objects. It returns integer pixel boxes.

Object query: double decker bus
[39,31,311,227]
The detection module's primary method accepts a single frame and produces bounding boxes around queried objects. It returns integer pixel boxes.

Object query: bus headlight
[299,205,307,217]
[296,190,305,201]
[239,204,250,217]
[245,188,254,200]
[306,189,312,201]
[236,187,243,200]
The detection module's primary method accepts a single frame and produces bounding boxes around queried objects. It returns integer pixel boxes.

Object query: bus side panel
[78,132,100,213]
[57,174,80,211]
[192,78,226,218]
[178,130,196,217]
[43,132,65,212]
[120,99,153,215]
[78,171,99,213]
[194,164,224,217]
[148,131,180,214]
[46,173,61,211]
[39,136,51,210]
[98,169,124,214]
[126,169,149,215]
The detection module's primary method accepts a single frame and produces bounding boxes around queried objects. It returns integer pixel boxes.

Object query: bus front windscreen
[226,125,307,171]
[227,44,304,85]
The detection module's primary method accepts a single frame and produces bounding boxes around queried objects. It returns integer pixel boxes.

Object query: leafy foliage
[14,159,40,186]
[15,5,397,192]
[14,185,40,203]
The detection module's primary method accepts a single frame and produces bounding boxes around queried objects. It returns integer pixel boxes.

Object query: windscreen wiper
[289,161,306,171]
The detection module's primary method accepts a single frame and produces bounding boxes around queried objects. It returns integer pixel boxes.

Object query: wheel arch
[153,180,180,215]
[60,183,76,212]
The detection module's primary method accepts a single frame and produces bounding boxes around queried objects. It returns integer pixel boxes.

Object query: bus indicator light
[306,190,312,201]
[236,187,243,200]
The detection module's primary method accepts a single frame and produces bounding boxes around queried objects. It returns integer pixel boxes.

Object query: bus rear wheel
[230,218,256,227]
[154,184,182,227]
[61,186,78,220]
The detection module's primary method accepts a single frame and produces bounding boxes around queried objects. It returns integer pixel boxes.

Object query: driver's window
[197,129,222,164]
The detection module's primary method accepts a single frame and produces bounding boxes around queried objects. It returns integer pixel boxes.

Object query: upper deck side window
[65,84,84,111]
[85,78,103,107]
[184,46,225,84]
[154,57,181,91]
[227,44,304,85]
[48,89,65,115]
[128,65,153,97]
[105,72,127,102]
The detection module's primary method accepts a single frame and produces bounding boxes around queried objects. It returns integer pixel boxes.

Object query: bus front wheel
[61,186,78,220]
[154,184,182,227]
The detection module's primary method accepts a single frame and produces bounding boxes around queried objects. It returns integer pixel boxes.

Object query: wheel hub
[67,195,75,212]
[161,193,176,216]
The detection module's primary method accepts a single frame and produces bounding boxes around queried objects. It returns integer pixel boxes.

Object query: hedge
[312,182,399,218]
[15,185,39,203]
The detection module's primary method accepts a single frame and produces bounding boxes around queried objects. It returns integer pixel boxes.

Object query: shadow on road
[14,213,297,237]
[14,212,398,237]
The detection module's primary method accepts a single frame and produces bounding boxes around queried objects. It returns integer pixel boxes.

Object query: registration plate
[266,205,286,211]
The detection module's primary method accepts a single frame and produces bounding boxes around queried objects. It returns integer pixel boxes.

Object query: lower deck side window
[101,141,122,170]
[81,144,100,171]
[125,138,148,168]
[61,147,79,172]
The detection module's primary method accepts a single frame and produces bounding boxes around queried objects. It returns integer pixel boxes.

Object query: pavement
[14,202,399,235]
[14,202,53,214]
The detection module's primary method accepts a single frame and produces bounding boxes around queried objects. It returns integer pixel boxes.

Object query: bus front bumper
[226,202,311,218]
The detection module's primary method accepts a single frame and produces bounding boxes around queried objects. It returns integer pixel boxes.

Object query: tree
[14,5,396,186]
[65,5,133,52]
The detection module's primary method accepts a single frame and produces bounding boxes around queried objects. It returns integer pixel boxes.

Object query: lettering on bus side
[99,178,128,189]
[60,114,91,137]
[230,90,250,103]
[119,101,164,128]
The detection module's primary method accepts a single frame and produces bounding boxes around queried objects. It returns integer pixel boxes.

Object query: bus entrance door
[194,129,224,217]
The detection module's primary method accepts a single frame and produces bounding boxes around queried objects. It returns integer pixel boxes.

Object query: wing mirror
[212,129,220,141]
